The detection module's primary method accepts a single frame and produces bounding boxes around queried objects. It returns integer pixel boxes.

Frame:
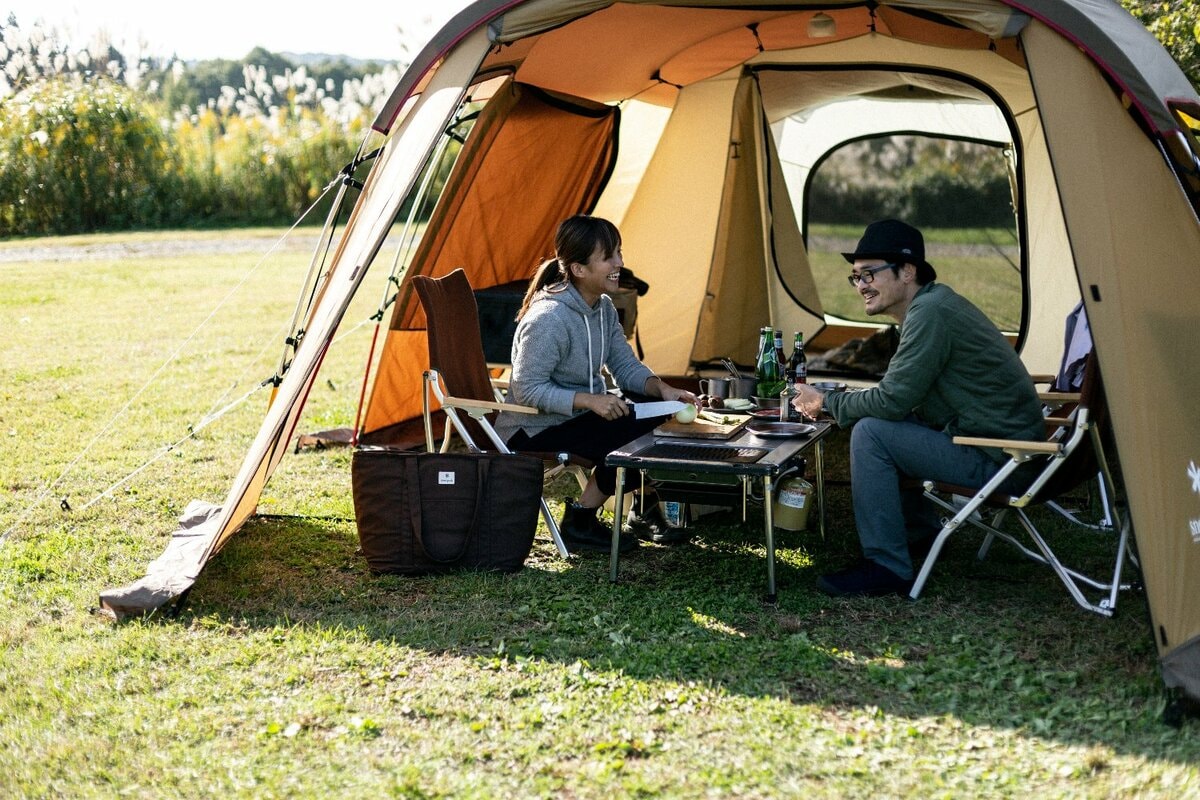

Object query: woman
[494,215,696,553]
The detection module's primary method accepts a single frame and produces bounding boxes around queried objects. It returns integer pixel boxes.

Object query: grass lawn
[1,229,1197,798]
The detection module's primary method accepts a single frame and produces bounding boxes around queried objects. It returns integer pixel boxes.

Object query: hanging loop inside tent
[651,70,683,91]
[747,23,764,53]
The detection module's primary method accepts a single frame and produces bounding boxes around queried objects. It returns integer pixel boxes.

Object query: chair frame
[912,392,1136,617]
[410,268,592,560]
[1030,381,1116,534]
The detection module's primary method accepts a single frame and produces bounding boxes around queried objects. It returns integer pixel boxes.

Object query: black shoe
[816,559,914,597]
[625,503,691,544]
[560,501,638,554]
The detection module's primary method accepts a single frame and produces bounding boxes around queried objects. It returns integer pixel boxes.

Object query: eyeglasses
[846,263,897,287]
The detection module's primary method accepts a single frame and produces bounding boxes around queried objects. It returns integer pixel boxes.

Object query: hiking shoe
[624,503,691,544]
[560,501,638,554]
[816,559,914,597]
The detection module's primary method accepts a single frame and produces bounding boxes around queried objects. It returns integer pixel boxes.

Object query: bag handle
[407,456,489,563]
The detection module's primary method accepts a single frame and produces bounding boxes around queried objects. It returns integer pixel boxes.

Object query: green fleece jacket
[824,282,1044,461]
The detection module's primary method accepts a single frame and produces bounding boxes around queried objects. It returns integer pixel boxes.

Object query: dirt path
[0,231,323,263]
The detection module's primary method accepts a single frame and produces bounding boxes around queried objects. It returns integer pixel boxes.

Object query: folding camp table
[607,421,833,602]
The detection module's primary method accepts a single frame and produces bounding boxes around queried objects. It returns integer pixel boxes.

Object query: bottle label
[779,484,810,508]
[662,501,686,528]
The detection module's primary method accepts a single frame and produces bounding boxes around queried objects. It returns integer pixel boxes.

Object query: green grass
[2,229,1198,798]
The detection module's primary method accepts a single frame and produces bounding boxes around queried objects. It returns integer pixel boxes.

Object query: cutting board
[654,414,750,440]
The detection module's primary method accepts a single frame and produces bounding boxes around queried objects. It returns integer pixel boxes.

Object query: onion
[674,404,698,424]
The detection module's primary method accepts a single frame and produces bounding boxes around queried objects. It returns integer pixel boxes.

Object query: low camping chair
[911,352,1136,616]
[411,268,590,558]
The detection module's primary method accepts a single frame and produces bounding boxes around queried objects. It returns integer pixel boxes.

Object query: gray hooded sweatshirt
[494,282,655,441]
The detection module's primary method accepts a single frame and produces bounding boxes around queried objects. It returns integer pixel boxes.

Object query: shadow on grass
[183,483,1196,766]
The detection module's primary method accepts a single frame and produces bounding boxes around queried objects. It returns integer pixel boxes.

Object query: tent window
[803,133,1021,332]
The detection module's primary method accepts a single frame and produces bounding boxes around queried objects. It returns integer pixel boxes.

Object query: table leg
[763,474,777,603]
[610,466,626,582]
[816,438,826,540]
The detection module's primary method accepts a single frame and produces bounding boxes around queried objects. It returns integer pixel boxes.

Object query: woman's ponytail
[516,257,566,321]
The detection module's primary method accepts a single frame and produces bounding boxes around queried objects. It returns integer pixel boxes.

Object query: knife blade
[631,400,688,419]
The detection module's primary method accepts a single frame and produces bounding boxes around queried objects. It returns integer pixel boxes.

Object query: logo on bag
[438,471,456,485]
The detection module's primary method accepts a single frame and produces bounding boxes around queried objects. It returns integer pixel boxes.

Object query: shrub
[168,105,361,226]
[0,77,172,235]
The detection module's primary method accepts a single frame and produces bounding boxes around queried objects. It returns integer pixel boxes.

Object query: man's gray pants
[849,416,1029,580]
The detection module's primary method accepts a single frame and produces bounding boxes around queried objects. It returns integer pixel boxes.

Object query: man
[791,219,1044,597]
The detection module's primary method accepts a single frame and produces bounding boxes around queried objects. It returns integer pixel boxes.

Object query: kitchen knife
[631,400,688,419]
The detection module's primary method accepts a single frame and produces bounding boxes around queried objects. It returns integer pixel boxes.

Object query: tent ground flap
[98,500,222,619]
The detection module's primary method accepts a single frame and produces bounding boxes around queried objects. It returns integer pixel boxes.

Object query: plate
[751,408,783,420]
[747,421,816,438]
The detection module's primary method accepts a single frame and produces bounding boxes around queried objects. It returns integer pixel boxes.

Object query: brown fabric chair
[913,352,1137,616]
[411,268,590,557]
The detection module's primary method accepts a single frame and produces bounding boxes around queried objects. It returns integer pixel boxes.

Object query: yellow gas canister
[772,474,814,531]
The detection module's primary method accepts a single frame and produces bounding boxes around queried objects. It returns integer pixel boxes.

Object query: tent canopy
[103,0,1200,708]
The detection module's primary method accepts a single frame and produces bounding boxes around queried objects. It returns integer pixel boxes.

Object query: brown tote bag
[351,447,543,575]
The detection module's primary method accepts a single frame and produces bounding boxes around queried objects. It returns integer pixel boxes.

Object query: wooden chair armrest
[1029,373,1055,384]
[952,435,1062,455]
[443,396,539,415]
[1038,390,1080,403]
[1044,416,1073,428]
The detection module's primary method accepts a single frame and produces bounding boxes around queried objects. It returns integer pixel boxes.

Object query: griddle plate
[634,442,766,464]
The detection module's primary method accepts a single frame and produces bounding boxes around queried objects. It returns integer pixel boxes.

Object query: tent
[102,0,1200,706]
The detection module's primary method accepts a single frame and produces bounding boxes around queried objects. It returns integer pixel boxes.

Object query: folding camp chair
[911,352,1136,616]
[411,268,590,558]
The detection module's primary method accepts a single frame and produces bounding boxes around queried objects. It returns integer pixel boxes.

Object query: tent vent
[1089,285,1102,302]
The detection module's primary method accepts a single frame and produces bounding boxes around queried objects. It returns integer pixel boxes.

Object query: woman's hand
[659,384,698,406]
[645,376,697,406]
[577,391,631,420]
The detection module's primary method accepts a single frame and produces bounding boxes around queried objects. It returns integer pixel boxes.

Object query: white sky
[4,0,475,62]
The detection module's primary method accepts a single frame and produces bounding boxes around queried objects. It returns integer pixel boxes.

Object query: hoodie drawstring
[584,315,594,394]
[582,308,607,395]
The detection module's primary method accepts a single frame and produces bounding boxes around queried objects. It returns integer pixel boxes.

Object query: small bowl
[752,395,782,410]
